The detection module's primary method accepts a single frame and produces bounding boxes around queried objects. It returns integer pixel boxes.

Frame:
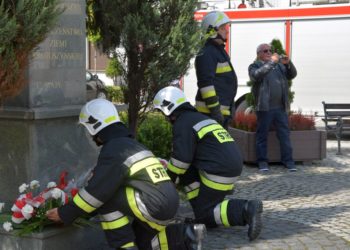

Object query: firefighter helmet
[153,86,188,116]
[202,11,230,38]
[79,99,120,135]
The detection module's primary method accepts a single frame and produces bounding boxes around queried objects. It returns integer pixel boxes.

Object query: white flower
[21,204,34,220]
[51,188,62,200]
[3,222,13,232]
[47,182,57,188]
[18,183,29,193]
[0,202,4,213]
[30,180,40,189]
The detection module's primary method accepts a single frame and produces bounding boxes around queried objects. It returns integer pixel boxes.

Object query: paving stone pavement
[187,139,350,250]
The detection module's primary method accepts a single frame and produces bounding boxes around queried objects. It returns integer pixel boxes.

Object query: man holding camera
[248,43,297,172]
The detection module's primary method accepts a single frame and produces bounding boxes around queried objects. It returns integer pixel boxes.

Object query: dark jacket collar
[206,38,225,49]
[97,123,133,143]
[172,102,197,119]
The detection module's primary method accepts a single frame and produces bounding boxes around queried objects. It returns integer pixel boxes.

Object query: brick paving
[192,139,350,249]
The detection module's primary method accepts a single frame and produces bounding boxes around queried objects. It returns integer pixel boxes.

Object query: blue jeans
[256,108,293,165]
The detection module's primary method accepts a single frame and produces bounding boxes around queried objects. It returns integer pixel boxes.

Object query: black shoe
[258,162,269,172]
[286,163,297,172]
[244,200,263,241]
[184,223,206,250]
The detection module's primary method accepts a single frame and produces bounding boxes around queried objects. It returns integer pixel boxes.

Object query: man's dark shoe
[184,223,207,250]
[258,162,269,172]
[244,200,263,241]
[285,162,297,172]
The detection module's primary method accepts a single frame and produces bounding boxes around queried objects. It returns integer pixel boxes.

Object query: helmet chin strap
[215,33,227,43]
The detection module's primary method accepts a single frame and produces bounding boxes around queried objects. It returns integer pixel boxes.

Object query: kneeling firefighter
[46,99,206,250]
[153,86,263,241]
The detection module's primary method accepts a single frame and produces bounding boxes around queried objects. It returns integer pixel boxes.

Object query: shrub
[137,112,172,159]
[232,111,315,132]
[105,86,124,103]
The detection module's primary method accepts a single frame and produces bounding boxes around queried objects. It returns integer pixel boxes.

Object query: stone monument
[0,0,111,249]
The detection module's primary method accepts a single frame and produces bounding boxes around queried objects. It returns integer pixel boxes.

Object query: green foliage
[137,112,172,159]
[105,86,124,103]
[245,38,295,109]
[86,0,202,134]
[0,0,63,102]
[105,56,122,78]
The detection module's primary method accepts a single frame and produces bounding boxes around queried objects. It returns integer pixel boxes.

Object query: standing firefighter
[195,11,238,129]
[153,86,263,241]
[46,99,205,250]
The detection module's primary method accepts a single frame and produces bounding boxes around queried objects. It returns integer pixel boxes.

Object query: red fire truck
[183,3,350,114]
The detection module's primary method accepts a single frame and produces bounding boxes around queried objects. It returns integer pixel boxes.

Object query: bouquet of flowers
[0,171,79,236]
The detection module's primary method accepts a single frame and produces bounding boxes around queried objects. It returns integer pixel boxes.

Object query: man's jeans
[256,108,293,165]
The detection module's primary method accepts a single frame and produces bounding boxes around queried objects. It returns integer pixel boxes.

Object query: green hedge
[105,86,124,103]
[137,112,172,159]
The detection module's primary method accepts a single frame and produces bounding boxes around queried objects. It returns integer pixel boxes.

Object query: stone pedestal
[0,0,109,248]
[0,0,96,204]
[0,225,113,250]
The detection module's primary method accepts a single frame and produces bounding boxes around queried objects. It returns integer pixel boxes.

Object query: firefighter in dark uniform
[195,11,238,129]
[153,86,263,241]
[46,99,205,250]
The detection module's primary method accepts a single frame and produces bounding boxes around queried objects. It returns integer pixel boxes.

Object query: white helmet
[202,11,230,38]
[153,86,188,116]
[79,99,120,136]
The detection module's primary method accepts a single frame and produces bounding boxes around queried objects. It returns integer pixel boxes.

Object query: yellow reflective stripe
[196,106,210,113]
[73,194,96,213]
[200,174,234,191]
[186,189,199,200]
[216,66,232,74]
[167,161,186,175]
[176,97,186,104]
[197,124,223,139]
[129,157,160,175]
[207,101,220,108]
[101,216,129,230]
[121,242,135,248]
[221,200,230,227]
[126,187,165,231]
[159,230,169,250]
[202,90,216,99]
[221,109,230,115]
[104,115,117,123]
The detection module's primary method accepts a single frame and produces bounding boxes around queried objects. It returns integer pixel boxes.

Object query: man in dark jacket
[248,43,297,172]
[153,86,263,241]
[46,99,205,250]
[195,11,238,129]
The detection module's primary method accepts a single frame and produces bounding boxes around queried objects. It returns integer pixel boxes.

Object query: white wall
[291,18,350,114]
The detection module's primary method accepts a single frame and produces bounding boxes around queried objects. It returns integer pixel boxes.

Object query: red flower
[70,188,79,198]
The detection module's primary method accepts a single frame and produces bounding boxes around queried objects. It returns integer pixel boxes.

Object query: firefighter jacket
[194,39,238,124]
[58,123,179,225]
[248,60,297,112]
[167,103,243,192]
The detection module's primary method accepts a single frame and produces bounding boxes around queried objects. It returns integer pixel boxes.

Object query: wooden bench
[322,101,350,154]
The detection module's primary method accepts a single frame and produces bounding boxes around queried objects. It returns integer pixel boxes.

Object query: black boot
[243,199,263,241]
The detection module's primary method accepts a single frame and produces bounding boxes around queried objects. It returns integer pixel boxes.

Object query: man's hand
[271,53,280,63]
[280,55,290,65]
[46,208,63,223]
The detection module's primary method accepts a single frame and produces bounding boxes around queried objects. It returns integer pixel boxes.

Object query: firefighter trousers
[96,186,191,249]
[180,166,248,228]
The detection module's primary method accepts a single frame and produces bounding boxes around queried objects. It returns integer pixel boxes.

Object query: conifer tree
[87,0,202,134]
[0,0,63,103]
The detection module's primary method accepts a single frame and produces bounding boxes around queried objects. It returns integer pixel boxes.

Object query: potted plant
[228,112,327,163]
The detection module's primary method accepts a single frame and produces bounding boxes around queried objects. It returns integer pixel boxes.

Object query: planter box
[228,127,327,163]
[0,225,113,250]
